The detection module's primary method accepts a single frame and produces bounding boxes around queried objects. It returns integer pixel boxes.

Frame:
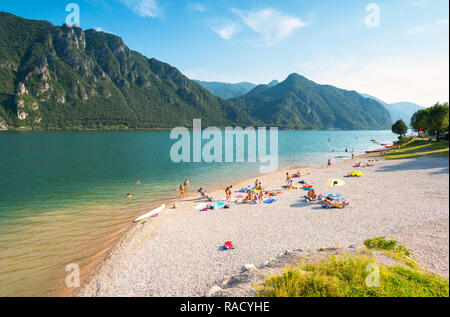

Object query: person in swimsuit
[285,173,292,188]
[225,185,233,201]
[183,179,190,192]
[179,185,185,199]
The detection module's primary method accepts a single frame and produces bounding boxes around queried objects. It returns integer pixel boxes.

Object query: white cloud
[212,22,241,40]
[188,2,207,13]
[232,8,307,45]
[95,27,104,32]
[437,18,449,25]
[406,24,432,35]
[119,0,161,18]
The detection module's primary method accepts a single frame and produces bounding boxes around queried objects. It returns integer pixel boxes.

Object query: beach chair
[198,189,213,201]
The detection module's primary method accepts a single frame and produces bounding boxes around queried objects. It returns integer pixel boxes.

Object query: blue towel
[264,199,277,204]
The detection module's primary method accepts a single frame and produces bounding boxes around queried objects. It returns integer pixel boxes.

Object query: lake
[0,130,396,296]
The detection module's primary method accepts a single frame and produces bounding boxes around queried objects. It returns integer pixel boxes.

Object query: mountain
[267,80,279,87]
[231,73,393,130]
[193,80,257,99]
[195,79,280,99]
[0,12,394,131]
[0,12,254,130]
[360,93,423,126]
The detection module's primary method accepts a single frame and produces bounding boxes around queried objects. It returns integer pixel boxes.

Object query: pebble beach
[74,155,449,297]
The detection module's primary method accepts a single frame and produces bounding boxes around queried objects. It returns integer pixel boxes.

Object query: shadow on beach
[375,157,449,175]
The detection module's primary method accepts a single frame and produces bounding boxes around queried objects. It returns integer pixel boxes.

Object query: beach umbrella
[326,179,346,187]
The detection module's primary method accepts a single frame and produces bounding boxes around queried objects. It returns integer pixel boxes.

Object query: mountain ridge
[1,12,392,131]
[360,93,424,126]
[0,11,254,129]
[230,73,392,130]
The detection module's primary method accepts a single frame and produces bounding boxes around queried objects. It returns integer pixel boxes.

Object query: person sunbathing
[353,162,362,168]
[329,200,349,208]
[198,187,212,201]
[285,173,293,189]
[305,189,318,202]
[246,191,257,202]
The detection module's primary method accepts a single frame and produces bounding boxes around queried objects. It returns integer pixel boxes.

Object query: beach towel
[211,202,226,210]
[264,199,277,204]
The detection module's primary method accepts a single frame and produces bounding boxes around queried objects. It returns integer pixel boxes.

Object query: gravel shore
[75,156,449,297]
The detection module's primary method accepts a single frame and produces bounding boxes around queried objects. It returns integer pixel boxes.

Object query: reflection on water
[0,130,396,296]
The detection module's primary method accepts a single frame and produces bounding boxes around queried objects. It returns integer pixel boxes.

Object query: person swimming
[126,193,132,198]
[136,180,141,185]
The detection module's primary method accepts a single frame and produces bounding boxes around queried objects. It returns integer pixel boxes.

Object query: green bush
[257,253,449,297]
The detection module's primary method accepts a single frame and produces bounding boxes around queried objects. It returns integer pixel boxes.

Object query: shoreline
[70,156,354,297]
[71,153,375,296]
[72,155,448,296]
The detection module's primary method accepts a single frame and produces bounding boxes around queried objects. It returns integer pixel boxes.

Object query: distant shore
[73,154,449,297]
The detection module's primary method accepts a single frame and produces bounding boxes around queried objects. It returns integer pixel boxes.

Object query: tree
[411,108,430,134]
[427,102,449,141]
[392,119,408,138]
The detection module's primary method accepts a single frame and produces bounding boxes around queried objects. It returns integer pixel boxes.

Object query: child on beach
[179,185,185,199]
[286,173,293,188]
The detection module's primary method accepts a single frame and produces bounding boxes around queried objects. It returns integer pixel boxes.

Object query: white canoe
[134,204,165,222]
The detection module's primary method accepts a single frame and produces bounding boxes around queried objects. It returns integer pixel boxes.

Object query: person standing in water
[178,185,185,199]
[327,159,331,168]
[183,178,190,193]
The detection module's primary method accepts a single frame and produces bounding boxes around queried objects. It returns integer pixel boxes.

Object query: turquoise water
[0,130,396,296]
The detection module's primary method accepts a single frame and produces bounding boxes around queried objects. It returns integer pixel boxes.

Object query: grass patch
[257,253,449,297]
[384,138,449,159]
[364,237,412,256]
[364,237,417,269]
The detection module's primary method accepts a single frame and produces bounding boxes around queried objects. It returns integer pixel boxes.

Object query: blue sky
[1,0,448,106]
